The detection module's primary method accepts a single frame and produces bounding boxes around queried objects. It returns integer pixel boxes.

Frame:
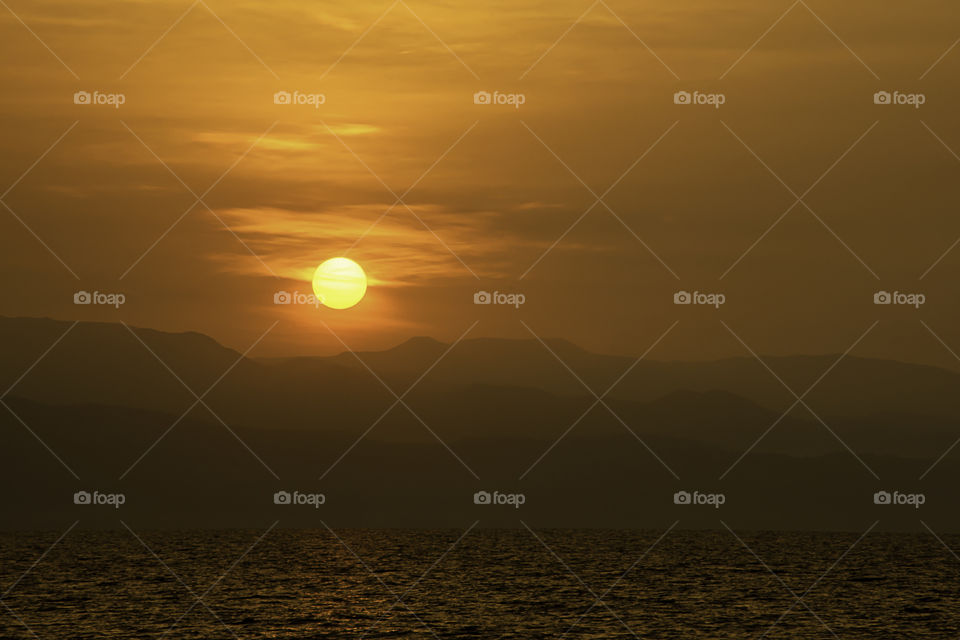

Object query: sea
[0,529,956,638]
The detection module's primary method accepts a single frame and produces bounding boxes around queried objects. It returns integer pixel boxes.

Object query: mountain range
[0,315,956,531]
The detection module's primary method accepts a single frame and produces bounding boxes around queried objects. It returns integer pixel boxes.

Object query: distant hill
[1,315,957,460]
[299,333,960,422]
[2,315,959,531]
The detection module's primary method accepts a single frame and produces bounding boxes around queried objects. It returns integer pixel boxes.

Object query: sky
[1,0,960,365]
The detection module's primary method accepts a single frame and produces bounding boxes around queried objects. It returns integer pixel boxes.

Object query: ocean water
[0,529,957,639]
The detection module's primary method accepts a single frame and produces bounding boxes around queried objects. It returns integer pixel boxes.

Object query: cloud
[214,204,518,285]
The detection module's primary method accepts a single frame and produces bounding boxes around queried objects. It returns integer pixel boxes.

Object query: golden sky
[1,0,960,364]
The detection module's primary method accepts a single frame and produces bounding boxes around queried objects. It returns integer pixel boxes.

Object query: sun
[312,257,367,309]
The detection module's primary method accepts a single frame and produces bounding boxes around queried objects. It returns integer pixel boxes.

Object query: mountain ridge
[2,315,959,431]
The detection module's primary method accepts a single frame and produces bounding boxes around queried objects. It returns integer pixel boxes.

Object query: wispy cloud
[215,204,517,285]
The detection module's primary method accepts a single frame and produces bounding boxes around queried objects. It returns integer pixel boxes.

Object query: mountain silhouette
[3,315,959,438]
[298,333,960,422]
[2,314,959,531]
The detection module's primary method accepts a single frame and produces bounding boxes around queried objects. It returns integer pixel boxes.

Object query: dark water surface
[1,529,958,638]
